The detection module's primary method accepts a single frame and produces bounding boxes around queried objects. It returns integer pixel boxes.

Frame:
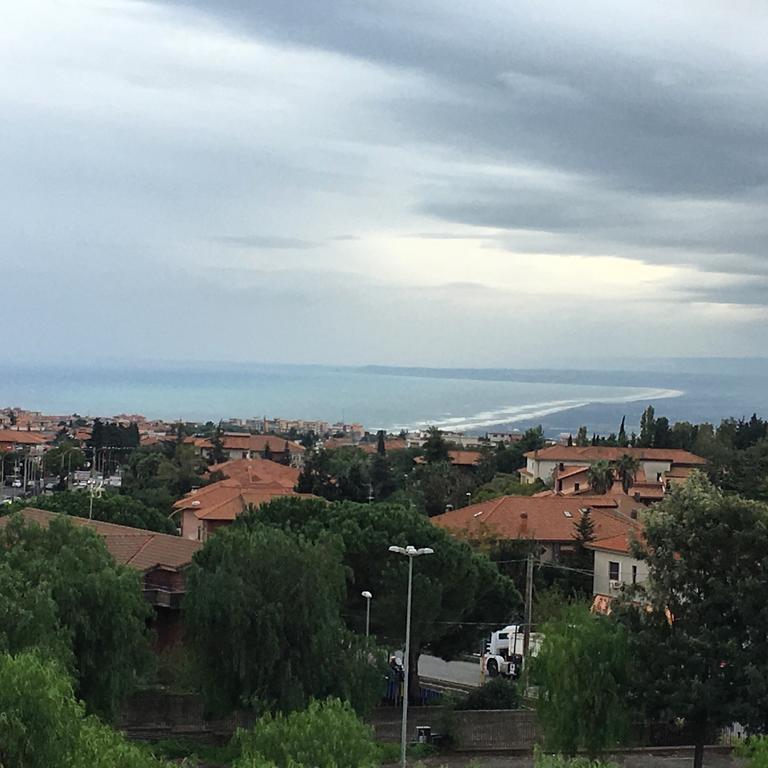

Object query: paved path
[390,652,483,689]
[403,749,742,768]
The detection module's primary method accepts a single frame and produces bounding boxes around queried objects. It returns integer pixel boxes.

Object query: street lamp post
[361,590,373,637]
[388,544,434,768]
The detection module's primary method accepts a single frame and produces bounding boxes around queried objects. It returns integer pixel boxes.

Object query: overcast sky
[4,0,768,367]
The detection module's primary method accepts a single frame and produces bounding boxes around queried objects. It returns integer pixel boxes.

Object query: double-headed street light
[361,590,373,637]
[388,545,434,768]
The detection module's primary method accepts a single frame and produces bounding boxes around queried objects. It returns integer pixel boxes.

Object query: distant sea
[3,359,768,437]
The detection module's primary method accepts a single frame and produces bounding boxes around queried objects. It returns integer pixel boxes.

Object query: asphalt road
[418,654,482,688]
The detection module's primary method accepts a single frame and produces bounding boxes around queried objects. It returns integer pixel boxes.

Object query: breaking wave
[394,387,683,432]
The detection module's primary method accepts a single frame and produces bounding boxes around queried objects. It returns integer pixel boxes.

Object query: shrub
[234,698,378,768]
[534,746,620,768]
[460,677,519,710]
[0,650,170,768]
[736,736,768,768]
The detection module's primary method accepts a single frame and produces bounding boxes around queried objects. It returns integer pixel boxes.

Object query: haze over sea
[4,358,768,437]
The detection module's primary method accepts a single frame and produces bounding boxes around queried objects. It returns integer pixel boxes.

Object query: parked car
[11,479,22,488]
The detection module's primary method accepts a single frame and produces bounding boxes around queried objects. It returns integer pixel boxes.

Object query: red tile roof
[431,495,641,544]
[586,531,640,554]
[0,507,201,571]
[207,457,299,490]
[0,430,54,446]
[415,450,483,467]
[357,439,408,454]
[525,446,706,465]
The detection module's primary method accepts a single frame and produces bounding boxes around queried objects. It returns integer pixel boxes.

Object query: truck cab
[481,624,544,679]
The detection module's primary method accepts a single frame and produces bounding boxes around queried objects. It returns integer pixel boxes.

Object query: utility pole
[522,551,534,657]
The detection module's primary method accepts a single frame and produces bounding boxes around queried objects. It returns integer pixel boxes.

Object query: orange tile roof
[556,465,589,480]
[586,531,640,554]
[525,446,707,465]
[432,495,640,544]
[207,457,299,490]
[415,450,483,467]
[0,508,200,571]
[185,434,305,454]
[357,439,408,454]
[0,430,54,445]
[173,472,315,522]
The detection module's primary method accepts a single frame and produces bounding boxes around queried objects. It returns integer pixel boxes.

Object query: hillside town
[3,398,768,767]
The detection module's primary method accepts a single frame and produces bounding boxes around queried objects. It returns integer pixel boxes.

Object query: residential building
[0,429,54,455]
[172,457,314,540]
[415,449,484,470]
[183,433,306,466]
[0,507,201,649]
[519,445,707,500]
[431,494,641,563]
[586,532,647,614]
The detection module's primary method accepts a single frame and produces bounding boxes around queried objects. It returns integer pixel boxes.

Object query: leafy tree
[0,514,153,719]
[617,416,628,448]
[369,453,397,500]
[616,453,640,494]
[638,405,656,447]
[9,489,176,533]
[0,563,72,667]
[422,426,450,463]
[533,605,630,757]
[587,460,614,494]
[407,460,475,516]
[121,443,207,510]
[618,475,768,768]
[0,650,170,768]
[0,650,85,768]
[653,416,671,448]
[249,499,520,700]
[295,447,371,502]
[561,509,596,597]
[210,421,227,465]
[575,426,589,447]
[234,698,378,768]
[461,677,519,710]
[519,426,546,452]
[475,445,498,484]
[376,430,386,455]
[184,522,361,715]
[472,473,546,502]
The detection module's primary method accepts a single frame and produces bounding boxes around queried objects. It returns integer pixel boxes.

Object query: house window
[609,561,620,581]
[632,565,638,584]
[242,451,248,459]
[656,472,662,482]
[557,480,563,492]
[574,482,580,491]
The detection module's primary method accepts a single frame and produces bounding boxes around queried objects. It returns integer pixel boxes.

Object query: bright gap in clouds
[1,0,767,365]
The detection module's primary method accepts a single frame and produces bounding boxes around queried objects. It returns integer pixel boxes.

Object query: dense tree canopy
[0,651,170,768]
[121,443,208,511]
[245,498,520,695]
[8,489,176,533]
[184,521,383,716]
[0,514,153,719]
[534,605,630,757]
[619,474,768,768]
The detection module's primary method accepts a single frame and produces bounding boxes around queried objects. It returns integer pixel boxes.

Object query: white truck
[481,624,544,679]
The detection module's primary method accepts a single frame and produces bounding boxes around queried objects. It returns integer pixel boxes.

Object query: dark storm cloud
[155,0,768,281]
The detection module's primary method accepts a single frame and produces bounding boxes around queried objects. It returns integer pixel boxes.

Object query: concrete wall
[593,549,648,596]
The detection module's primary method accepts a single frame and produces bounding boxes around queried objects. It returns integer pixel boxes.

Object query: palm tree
[616,453,641,494]
[587,460,615,494]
